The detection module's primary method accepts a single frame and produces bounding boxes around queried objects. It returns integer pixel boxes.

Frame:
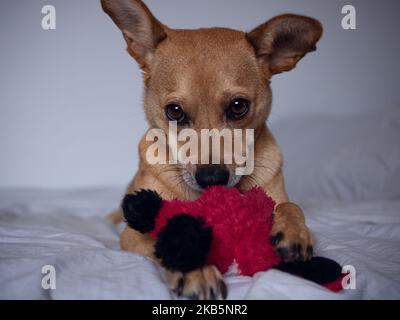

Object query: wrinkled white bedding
[1,111,400,299]
[0,188,399,299]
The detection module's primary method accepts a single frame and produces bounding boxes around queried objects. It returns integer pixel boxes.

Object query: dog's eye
[226,98,250,120]
[165,104,187,124]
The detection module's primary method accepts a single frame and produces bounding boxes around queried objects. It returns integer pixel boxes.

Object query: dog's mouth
[181,168,241,192]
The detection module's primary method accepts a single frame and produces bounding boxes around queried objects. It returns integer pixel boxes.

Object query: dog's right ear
[101,0,167,70]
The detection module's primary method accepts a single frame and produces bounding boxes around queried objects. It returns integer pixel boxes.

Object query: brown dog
[101,0,322,300]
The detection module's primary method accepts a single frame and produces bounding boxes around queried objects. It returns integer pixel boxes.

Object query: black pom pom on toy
[275,256,342,284]
[301,256,342,284]
[155,214,213,273]
[121,189,162,233]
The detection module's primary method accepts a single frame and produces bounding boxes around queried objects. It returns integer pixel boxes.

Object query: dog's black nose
[195,165,230,189]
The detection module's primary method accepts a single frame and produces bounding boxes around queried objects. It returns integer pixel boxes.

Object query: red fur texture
[149,186,280,276]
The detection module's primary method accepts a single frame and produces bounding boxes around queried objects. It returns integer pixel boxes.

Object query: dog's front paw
[269,203,314,262]
[165,265,227,300]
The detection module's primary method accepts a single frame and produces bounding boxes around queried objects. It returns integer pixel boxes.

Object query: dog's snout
[195,165,229,189]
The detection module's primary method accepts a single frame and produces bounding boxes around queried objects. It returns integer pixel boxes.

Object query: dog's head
[102,0,322,191]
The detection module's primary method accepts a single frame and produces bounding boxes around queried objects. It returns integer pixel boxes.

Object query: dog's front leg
[270,202,314,262]
[261,173,314,262]
[120,188,228,301]
[120,225,227,300]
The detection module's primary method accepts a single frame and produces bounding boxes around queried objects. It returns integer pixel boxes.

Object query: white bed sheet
[1,188,399,300]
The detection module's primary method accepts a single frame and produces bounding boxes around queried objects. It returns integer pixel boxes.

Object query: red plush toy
[122,186,344,292]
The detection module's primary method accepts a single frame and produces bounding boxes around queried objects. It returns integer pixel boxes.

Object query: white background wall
[0,0,399,188]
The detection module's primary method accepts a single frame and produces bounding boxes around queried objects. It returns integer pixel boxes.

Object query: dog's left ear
[247,14,323,75]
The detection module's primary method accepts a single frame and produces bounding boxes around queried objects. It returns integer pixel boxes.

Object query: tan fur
[101,0,322,300]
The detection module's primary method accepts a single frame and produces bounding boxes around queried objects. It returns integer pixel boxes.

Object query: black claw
[270,232,284,246]
[296,244,303,260]
[307,246,314,258]
[219,280,228,300]
[296,244,306,261]
[277,247,289,260]
[288,244,297,261]
[210,288,216,300]
[176,277,184,297]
